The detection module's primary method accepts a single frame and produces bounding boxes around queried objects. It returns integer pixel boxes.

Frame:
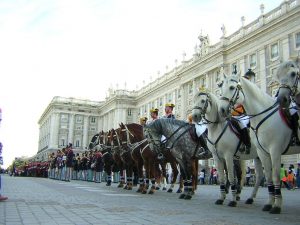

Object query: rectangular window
[60,139,65,147]
[127,109,132,116]
[231,63,237,74]
[60,124,68,129]
[76,126,82,130]
[159,97,163,106]
[90,127,96,131]
[75,140,80,148]
[249,53,257,68]
[271,43,279,59]
[188,83,193,94]
[60,114,68,122]
[215,71,220,83]
[177,89,181,99]
[90,117,96,124]
[76,115,83,123]
[296,32,300,49]
[168,93,172,102]
[200,77,206,88]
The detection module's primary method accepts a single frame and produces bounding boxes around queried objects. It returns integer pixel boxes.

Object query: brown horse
[118,122,165,194]
[98,130,115,186]
[107,128,127,188]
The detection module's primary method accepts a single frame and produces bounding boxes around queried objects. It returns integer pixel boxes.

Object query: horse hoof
[262,204,272,211]
[117,184,124,188]
[176,189,182,193]
[179,194,186,199]
[167,189,173,193]
[142,190,147,194]
[106,183,111,186]
[127,187,132,190]
[236,196,240,201]
[269,207,281,214]
[123,186,128,190]
[162,187,167,191]
[148,190,154,194]
[215,199,224,205]
[155,187,160,190]
[228,201,237,207]
[245,198,254,204]
[184,195,192,200]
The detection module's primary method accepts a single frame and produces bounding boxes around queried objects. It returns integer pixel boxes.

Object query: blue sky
[0,0,282,168]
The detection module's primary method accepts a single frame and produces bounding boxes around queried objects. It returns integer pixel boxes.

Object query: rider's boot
[197,135,210,158]
[240,128,251,154]
[290,113,300,145]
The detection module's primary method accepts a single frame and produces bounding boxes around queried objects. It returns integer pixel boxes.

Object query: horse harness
[120,124,149,154]
[220,78,292,155]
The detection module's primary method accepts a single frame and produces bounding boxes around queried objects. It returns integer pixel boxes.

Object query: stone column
[68,114,75,145]
[258,48,267,92]
[281,37,290,61]
[49,113,59,149]
[82,116,89,149]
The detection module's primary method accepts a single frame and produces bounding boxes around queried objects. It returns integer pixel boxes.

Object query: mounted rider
[163,103,176,119]
[231,69,255,154]
[139,116,148,126]
[149,108,159,121]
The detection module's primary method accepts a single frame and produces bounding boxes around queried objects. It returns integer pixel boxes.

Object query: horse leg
[184,161,194,200]
[269,154,282,214]
[259,155,274,212]
[167,161,177,193]
[233,159,243,201]
[191,159,198,194]
[245,158,263,204]
[178,164,188,199]
[215,159,226,205]
[225,158,238,207]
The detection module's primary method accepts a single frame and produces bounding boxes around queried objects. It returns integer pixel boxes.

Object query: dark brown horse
[98,130,115,186]
[107,128,126,188]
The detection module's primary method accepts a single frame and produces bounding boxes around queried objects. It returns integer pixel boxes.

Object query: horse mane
[240,76,274,104]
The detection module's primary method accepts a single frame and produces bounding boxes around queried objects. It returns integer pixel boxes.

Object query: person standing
[296,162,300,189]
[0,107,8,201]
[280,164,290,190]
[245,166,251,186]
[65,143,74,182]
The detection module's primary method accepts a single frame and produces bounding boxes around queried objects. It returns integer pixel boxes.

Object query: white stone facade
[36,0,300,165]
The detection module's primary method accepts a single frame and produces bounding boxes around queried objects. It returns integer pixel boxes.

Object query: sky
[0,0,283,168]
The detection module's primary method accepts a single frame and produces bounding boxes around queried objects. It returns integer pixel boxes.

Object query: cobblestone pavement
[0,175,300,225]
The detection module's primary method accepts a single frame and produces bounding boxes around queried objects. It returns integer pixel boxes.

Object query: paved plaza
[0,175,300,225]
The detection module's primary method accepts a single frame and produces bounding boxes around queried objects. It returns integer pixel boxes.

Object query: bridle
[277,69,300,99]
[219,80,244,114]
[192,92,218,124]
[119,124,148,152]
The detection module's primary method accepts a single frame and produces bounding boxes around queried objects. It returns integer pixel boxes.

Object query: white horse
[275,58,300,111]
[218,74,300,214]
[192,90,263,207]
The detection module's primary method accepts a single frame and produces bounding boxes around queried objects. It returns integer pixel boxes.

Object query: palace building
[36,0,300,165]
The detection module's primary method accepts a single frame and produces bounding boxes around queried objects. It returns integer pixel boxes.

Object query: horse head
[275,59,300,108]
[218,74,245,118]
[144,120,162,154]
[192,90,211,123]
[88,133,99,150]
